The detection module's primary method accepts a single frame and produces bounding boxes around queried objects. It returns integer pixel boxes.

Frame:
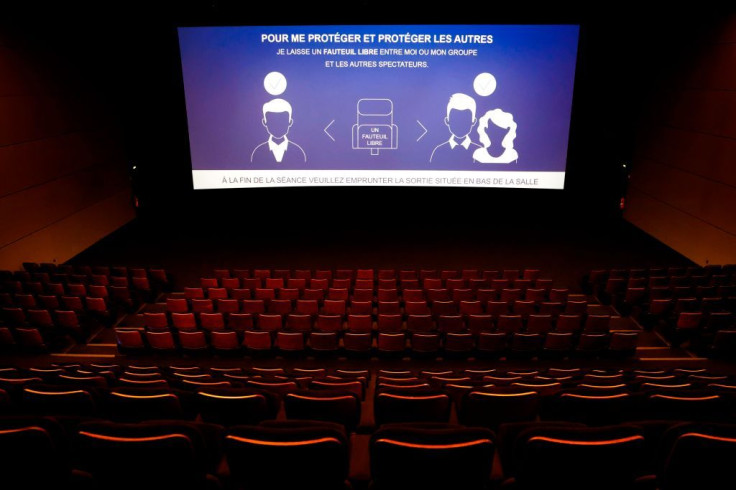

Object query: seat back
[459,389,539,429]
[75,420,209,490]
[284,390,361,432]
[659,422,736,490]
[225,421,349,490]
[0,416,69,487]
[374,392,451,425]
[513,425,646,490]
[371,423,494,490]
[195,388,279,426]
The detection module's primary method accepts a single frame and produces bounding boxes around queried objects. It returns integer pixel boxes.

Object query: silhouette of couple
[430,93,518,165]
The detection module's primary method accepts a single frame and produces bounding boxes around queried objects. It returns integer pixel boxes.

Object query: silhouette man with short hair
[430,93,481,164]
[251,98,307,164]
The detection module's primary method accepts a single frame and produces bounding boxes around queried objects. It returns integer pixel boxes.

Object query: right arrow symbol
[416,120,427,142]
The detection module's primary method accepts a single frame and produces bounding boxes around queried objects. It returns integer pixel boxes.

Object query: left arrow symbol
[324,120,335,142]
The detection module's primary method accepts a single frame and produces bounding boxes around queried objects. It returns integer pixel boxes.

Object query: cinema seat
[526,314,554,334]
[371,423,495,490]
[294,298,319,316]
[467,314,493,335]
[510,425,647,490]
[276,331,305,356]
[459,389,539,429]
[0,416,71,488]
[115,329,146,354]
[377,332,406,357]
[55,309,85,340]
[27,309,54,331]
[343,332,373,357]
[200,313,225,331]
[476,332,508,359]
[22,385,97,416]
[659,422,736,490]
[75,420,219,490]
[314,314,342,333]
[509,333,543,359]
[443,332,475,358]
[310,379,365,400]
[403,289,425,302]
[350,299,373,315]
[607,331,639,358]
[377,314,402,333]
[323,299,346,316]
[497,314,524,334]
[167,297,189,313]
[584,314,612,334]
[179,330,209,354]
[15,328,48,352]
[374,392,451,425]
[227,313,254,332]
[0,327,16,351]
[541,332,574,359]
[146,330,177,353]
[309,332,339,356]
[347,314,373,333]
[407,314,434,334]
[210,331,241,354]
[411,333,441,357]
[195,388,280,426]
[645,392,728,421]
[576,333,609,357]
[106,388,184,422]
[225,421,349,490]
[437,315,465,334]
[377,289,399,302]
[284,390,361,432]
[545,391,633,425]
[257,313,282,332]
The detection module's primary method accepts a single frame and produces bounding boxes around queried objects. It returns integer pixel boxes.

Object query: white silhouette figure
[251,98,306,164]
[473,108,518,164]
[430,93,481,164]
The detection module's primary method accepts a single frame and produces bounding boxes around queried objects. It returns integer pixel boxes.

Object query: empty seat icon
[352,98,398,155]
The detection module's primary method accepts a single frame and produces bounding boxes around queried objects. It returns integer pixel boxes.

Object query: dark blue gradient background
[179,25,578,171]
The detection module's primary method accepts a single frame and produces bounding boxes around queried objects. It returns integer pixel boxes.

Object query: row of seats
[3,364,721,382]
[161,296,590,318]
[132,311,618,336]
[192,276,554,292]
[2,283,147,312]
[207,267,544,281]
[13,262,171,285]
[585,264,735,285]
[587,267,735,305]
[3,415,733,490]
[0,308,87,343]
[177,285,569,303]
[2,266,170,297]
[3,364,736,429]
[115,327,640,359]
[624,292,736,316]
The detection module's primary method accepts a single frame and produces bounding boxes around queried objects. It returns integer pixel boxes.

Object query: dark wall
[625,13,736,265]
[0,9,135,269]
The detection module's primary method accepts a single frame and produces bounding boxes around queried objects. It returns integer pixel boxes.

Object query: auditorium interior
[0,2,735,489]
